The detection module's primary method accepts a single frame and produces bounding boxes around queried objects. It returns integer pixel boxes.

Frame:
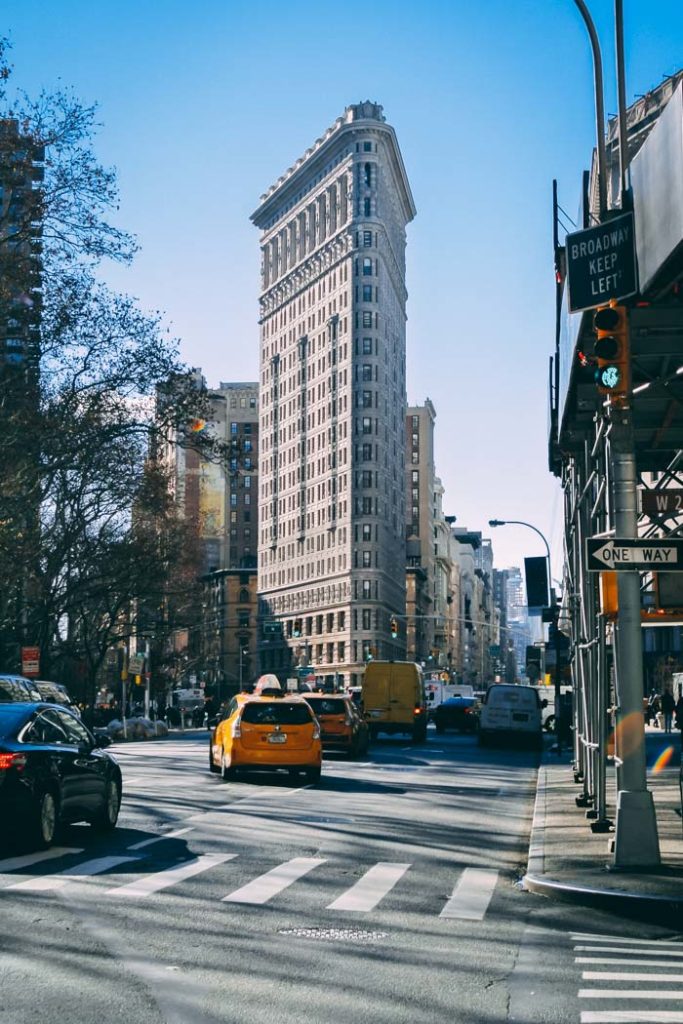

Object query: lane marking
[579,990,683,1000]
[106,853,235,897]
[583,972,683,982]
[439,868,499,920]
[581,1014,683,1023]
[127,827,195,850]
[0,847,82,873]
[6,855,140,891]
[578,959,683,968]
[326,862,411,911]
[222,856,326,905]
[575,947,683,958]
[573,935,683,948]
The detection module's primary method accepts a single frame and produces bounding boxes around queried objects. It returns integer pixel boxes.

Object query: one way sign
[586,538,683,571]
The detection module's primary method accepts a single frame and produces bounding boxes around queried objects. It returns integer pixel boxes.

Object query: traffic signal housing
[390,616,398,639]
[593,303,629,402]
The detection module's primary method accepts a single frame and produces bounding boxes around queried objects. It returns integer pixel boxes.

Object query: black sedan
[433,696,481,734]
[0,703,122,849]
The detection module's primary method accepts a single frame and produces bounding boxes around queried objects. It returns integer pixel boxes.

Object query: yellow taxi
[303,692,369,758]
[208,681,322,784]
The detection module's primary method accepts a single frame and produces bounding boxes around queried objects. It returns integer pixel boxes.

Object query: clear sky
[5,0,682,576]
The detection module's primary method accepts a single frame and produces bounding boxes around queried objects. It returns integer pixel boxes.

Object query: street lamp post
[489,518,564,747]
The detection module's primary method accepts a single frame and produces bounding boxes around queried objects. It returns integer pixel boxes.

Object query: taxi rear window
[241,701,313,725]
[306,698,347,715]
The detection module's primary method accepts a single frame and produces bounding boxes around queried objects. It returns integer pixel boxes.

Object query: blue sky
[5,1,682,575]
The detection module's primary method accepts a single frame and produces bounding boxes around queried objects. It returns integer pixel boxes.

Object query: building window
[363,198,371,216]
[362,312,372,327]
[244,457,252,470]
[230,422,238,435]
[362,364,372,382]
[362,284,373,302]
[362,391,373,408]
[244,423,252,434]
[362,550,371,568]
[249,397,256,408]
[239,588,249,603]
[362,337,372,354]
[338,611,346,630]
[362,257,372,276]
[363,230,372,246]
[230,493,237,507]
[230,511,237,524]
[244,439,252,452]
[238,613,249,629]
[362,524,372,542]
[412,470,419,483]
[338,641,346,662]
[362,443,373,461]
[244,476,251,488]
[362,609,371,629]
[244,493,251,505]
[363,141,372,152]
[411,451,419,464]
[327,643,334,664]
[361,470,373,487]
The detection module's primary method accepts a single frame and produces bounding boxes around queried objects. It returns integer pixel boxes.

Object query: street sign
[641,490,683,515]
[565,212,638,313]
[586,537,683,571]
[21,646,40,677]
[128,654,145,675]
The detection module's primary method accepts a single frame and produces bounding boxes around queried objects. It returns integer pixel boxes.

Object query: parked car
[209,685,322,783]
[478,684,546,749]
[304,693,369,757]
[0,702,122,848]
[433,696,481,734]
[0,675,42,703]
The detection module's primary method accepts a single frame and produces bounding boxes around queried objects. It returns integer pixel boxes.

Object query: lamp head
[488,519,505,527]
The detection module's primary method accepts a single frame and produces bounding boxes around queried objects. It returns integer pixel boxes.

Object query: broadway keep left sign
[566,211,638,314]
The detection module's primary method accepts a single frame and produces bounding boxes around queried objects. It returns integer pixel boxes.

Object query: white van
[478,684,546,749]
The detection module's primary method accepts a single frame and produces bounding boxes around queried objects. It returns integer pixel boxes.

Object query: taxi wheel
[305,768,321,785]
[221,752,236,780]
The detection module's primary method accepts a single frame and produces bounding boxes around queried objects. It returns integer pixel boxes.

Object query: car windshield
[306,698,347,715]
[240,701,313,726]
[0,704,31,738]
[0,679,32,703]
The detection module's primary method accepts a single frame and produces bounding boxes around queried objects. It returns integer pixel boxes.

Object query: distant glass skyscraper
[252,102,416,687]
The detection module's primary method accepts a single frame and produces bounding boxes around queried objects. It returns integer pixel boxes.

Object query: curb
[522,759,683,925]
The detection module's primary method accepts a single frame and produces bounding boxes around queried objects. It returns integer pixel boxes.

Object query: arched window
[239,588,249,604]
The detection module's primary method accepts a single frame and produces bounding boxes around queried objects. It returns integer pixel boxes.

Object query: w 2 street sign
[586,538,683,571]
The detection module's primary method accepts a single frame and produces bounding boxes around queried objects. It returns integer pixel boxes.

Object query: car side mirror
[94,733,111,748]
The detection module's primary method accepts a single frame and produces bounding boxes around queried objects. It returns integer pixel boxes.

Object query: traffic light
[293,619,302,638]
[390,616,398,639]
[593,303,629,401]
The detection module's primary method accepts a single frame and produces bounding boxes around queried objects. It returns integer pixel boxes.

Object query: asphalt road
[1,727,681,1024]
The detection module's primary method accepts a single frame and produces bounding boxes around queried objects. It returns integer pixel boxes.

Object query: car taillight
[0,752,26,772]
[413,707,423,716]
[344,714,353,726]
[231,720,242,739]
[312,722,320,740]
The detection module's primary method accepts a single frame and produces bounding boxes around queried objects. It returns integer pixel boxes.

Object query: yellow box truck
[361,661,427,742]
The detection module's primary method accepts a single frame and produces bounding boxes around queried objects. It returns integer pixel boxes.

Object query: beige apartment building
[251,102,416,687]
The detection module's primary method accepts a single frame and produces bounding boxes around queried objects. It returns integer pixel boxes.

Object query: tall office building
[252,102,416,687]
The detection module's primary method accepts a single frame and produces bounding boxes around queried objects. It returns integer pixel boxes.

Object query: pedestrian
[661,689,675,734]
[675,694,683,740]
[646,690,659,727]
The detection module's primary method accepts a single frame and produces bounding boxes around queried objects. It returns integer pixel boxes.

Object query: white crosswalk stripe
[222,856,326,905]
[6,855,141,891]
[106,853,236,897]
[0,847,82,873]
[326,862,410,911]
[574,932,683,1024]
[439,867,499,920]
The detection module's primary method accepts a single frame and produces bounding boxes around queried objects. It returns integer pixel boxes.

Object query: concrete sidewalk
[523,732,683,925]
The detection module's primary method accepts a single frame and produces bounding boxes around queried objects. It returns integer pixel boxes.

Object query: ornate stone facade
[251,103,416,687]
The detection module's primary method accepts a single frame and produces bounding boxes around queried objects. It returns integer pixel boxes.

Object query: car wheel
[221,752,236,781]
[29,789,58,849]
[91,779,120,832]
[209,745,220,774]
[544,715,556,733]
[305,767,321,785]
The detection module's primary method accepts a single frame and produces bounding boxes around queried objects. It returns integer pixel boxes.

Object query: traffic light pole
[610,399,660,867]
